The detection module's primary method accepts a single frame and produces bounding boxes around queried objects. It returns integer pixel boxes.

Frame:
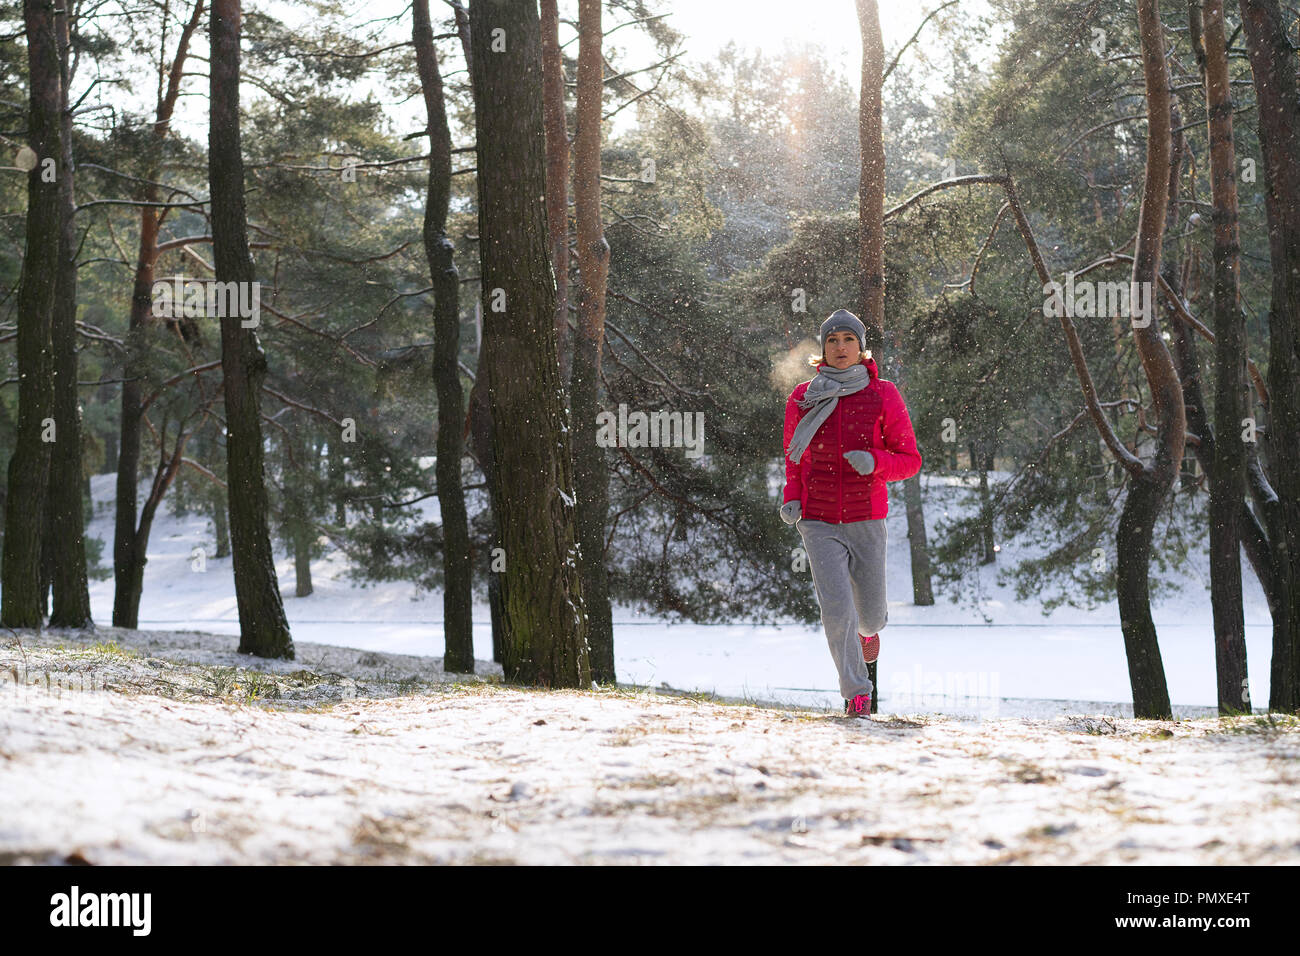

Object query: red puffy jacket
[782,356,922,522]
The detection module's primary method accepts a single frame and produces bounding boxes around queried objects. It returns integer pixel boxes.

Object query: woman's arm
[781,390,805,504]
[870,381,922,482]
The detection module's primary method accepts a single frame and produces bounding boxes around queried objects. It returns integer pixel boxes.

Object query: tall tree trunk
[1240,0,1300,713]
[2,0,62,628]
[283,426,313,598]
[111,0,204,629]
[293,522,312,597]
[47,0,91,627]
[469,0,589,687]
[193,426,230,560]
[327,441,346,527]
[902,471,935,605]
[1115,0,1181,720]
[856,1,893,710]
[855,0,886,353]
[414,0,474,674]
[1163,108,1264,714]
[981,447,995,563]
[39,496,54,619]
[103,422,117,473]
[455,0,503,665]
[540,0,571,382]
[970,440,995,564]
[465,375,504,664]
[1202,0,1250,713]
[571,0,615,684]
[889,329,934,605]
[211,482,230,558]
[112,205,154,627]
[210,0,292,659]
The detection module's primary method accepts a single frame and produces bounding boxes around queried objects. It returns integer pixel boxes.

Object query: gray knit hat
[819,309,868,352]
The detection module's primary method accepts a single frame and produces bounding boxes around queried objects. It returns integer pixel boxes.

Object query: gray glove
[843,450,876,476]
[779,500,801,525]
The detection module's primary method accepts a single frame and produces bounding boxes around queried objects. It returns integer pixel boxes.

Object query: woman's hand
[779,500,801,525]
[843,449,876,476]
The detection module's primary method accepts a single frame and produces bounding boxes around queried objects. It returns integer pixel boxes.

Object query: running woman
[780,309,923,717]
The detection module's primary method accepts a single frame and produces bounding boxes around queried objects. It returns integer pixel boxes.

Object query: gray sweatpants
[796,517,888,700]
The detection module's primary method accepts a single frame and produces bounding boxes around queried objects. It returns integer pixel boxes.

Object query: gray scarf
[786,362,871,464]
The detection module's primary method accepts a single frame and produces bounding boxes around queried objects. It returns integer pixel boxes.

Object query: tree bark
[571,0,615,684]
[1202,0,1250,714]
[39,494,54,620]
[455,0,505,666]
[540,0,571,382]
[1149,88,1273,715]
[327,442,346,527]
[212,482,230,557]
[855,0,886,353]
[465,375,505,664]
[47,0,92,627]
[2,0,62,628]
[469,0,589,687]
[414,0,474,674]
[111,200,155,627]
[293,523,313,597]
[1240,0,1300,712]
[210,0,292,658]
[971,440,995,564]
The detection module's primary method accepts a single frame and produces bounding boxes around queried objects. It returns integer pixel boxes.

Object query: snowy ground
[2,626,1297,865]
[79,471,1277,717]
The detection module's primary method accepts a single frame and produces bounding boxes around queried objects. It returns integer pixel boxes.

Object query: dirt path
[2,627,1297,864]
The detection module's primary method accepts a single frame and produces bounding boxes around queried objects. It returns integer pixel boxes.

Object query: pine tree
[209,0,292,659]
[2,0,62,628]
[469,0,588,686]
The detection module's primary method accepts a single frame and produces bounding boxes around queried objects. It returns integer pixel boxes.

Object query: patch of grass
[442,679,498,695]
[201,666,238,698]
[295,700,342,715]
[283,669,327,686]
[868,716,930,730]
[607,721,692,746]
[603,680,817,716]
[391,675,437,696]
[1212,713,1300,737]
[239,670,281,701]
[348,721,395,735]
[80,640,139,660]
[1132,726,1177,741]
[1072,716,1118,736]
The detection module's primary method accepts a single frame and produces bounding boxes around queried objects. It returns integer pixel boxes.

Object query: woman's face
[823,331,861,370]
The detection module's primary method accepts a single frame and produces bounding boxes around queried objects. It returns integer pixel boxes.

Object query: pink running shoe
[860,632,880,664]
[844,693,871,717]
